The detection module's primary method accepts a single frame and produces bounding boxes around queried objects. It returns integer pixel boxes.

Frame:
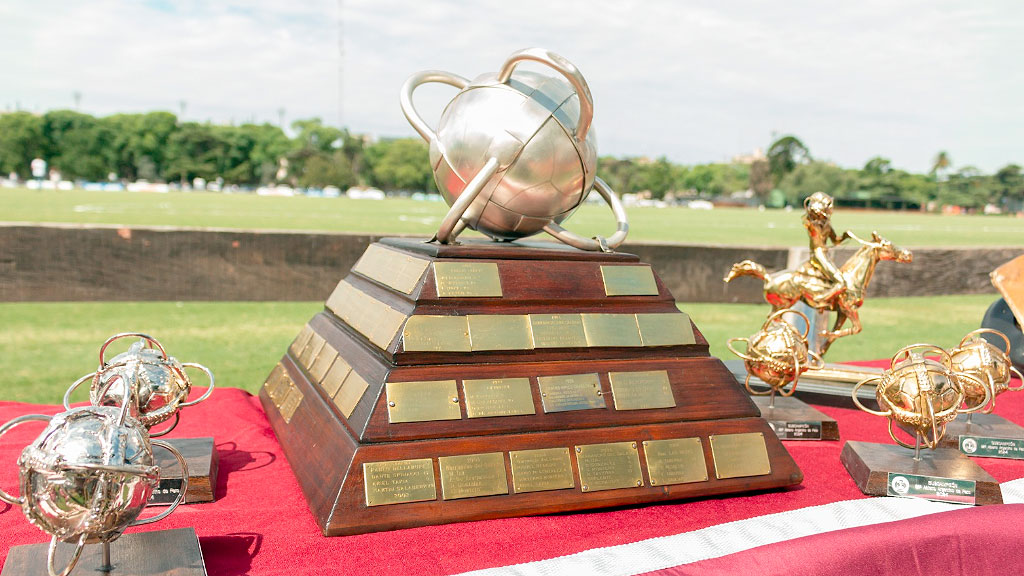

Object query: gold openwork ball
[949,329,1016,410]
[873,347,965,446]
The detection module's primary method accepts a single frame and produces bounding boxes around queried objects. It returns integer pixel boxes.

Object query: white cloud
[1,0,1022,172]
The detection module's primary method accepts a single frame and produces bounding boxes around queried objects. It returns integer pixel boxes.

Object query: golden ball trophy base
[840,441,1002,506]
[260,238,803,536]
[2,528,207,576]
[938,413,1024,459]
[750,395,839,441]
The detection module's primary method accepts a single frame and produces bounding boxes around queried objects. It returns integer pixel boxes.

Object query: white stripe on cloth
[456,478,1024,576]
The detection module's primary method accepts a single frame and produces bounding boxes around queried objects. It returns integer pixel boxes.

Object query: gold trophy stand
[260,239,802,536]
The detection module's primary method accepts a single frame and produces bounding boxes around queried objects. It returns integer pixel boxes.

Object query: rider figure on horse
[801,192,850,307]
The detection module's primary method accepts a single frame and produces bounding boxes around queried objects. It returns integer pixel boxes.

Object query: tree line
[1,110,1021,211]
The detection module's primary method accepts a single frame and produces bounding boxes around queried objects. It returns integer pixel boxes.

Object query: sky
[1,0,1022,174]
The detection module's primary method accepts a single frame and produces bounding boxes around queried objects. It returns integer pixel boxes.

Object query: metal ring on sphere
[98,333,165,368]
[47,533,86,576]
[495,48,594,143]
[130,440,189,527]
[958,372,991,414]
[62,372,96,410]
[399,70,470,143]
[766,308,812,340]
[961,328,1012,356]
[726,337,754,362]
[178,362,216,408]
[851,376,890,417]
[1010,366,1024,392]
[434,157,500,245]
[890,343,951,370]
[543,177,629,252]
[0,414,52,505]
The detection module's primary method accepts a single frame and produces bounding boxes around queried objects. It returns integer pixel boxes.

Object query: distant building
[731,147,765,165]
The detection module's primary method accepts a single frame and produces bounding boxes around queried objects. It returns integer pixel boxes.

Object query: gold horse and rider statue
[725,192,913,355]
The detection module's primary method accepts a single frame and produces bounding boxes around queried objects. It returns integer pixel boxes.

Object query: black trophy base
[840,441,1002,506]
[751,395,838,441]
[152,438,219,505]
[938,413,1024,459]
[1,527,206,575]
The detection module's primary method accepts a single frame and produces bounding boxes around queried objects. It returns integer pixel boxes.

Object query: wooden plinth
[261,239,803,536]
[840,441,1002,505]
[938,413,1024,458]
[1,527,206,575]
[751,395,838,441]
[152,438,218,505]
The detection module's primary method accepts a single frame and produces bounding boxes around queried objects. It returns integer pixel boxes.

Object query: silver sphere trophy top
[401,47,628,251]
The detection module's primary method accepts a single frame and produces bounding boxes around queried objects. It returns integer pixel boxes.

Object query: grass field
[0,295,995,404]
[3,188,1024,247]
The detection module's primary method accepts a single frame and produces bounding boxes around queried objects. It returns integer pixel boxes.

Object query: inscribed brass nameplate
[434,262,503,298]
[326,280,407,350]
[510,448,575,493]
[363,459,437,507]
[576,441,643,492]
[353,244,430,295]
[289,325,314,357]
[636,313,696,346]
[538,374,605,413]
[468,315,534,351]
[463,378,536,418]
[386,380,461,423]
[402,316,471,352]
[307,344,337,383]
[334,369,370,419]
[320,356,352,399]
[709,432,771,479]
[298,332,325,368]
[581,314,643,347]
[643,438,708,486]
[279,385,303,424]
[601,265,659,296]
[439,452,509,500]
[264,364,286,403]
[609,371,676,410]
[530,314,587,348]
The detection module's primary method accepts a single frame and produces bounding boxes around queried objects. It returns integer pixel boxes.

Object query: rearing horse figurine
[725,231,913,355]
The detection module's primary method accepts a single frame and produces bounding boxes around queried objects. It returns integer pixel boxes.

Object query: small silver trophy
[0,401,187,576]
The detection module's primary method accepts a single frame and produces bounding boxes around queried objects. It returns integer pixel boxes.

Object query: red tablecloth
[2,360,1023,576]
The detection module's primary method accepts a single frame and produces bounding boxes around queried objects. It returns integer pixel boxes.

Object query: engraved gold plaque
[386,380,462,423]
[363,459,437,507]
[643,438,708,486]
[307,344,337,384]
[433,262,503,298]
[439,452,509,500]
[463,378,535,418]
[289,325,314,357]
[581,314,643,347]
[538,374,605,413]
[601,265,659,296]
[402,315,471,352]
[320,356,352,399]
[529,314,587,348]
[636,312,696,346]
[468,315,534,351]
[279,385,303,424]
[334,369,370,419]
[510,448,575,494]
[609,371,676,411]
[325,280,407,350]
[264,364,286,402]
[298,332,325,368]
[353,244,430,295]
[709,432,771,479]
[576,441,644,492]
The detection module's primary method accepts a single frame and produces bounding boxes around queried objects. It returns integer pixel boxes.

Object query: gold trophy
[939,329,1024,457]
[725,191,913,399]
[841,344,1002,505]
[728,309,837,439]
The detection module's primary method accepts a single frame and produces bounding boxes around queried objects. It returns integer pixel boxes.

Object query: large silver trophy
[0,402,187,576]
[401,48,628,251]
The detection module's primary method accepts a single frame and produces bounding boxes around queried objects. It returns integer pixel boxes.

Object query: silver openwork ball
[92,341,191,429]
[17,406,157,544]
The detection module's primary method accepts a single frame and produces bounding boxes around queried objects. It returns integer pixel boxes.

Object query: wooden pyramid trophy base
[260,238,802,536]
[841,441,1002,505]
[938,413,1024,459]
